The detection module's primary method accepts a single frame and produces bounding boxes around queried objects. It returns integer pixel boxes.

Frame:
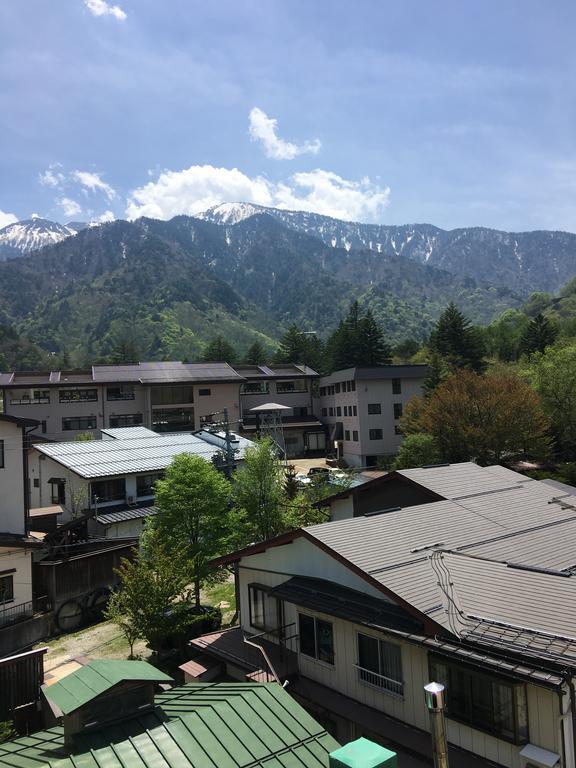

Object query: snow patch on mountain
[0,217,83,260]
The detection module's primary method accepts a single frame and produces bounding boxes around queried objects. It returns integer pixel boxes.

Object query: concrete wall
[240,380,313,419]
[0,420,26,534]
[237,549,565,768]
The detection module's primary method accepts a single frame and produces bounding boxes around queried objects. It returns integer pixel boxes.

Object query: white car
[295,473,312,486]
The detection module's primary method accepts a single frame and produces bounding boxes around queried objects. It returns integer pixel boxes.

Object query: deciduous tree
[392,433,442,470]
[529,345,576,455]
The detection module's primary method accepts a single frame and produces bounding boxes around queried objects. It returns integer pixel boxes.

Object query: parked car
[307,466,330,478]
[295,473,312,486]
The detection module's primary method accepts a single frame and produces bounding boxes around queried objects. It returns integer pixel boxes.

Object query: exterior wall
[330,497,354,522]
[240,379,314,419]
[97,518,150,539]
[327,479,440,522]
[194,383,241,430]
[236,546,565,768]
[0,420,26,534]
[319,373,425,466]
[0,547,33,607]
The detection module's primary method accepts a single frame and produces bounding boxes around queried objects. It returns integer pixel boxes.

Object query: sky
[1,0,576,232]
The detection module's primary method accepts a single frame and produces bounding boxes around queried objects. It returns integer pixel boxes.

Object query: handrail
[243,635,281,685]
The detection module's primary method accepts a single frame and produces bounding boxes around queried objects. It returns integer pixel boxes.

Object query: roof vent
[329,738,397,767]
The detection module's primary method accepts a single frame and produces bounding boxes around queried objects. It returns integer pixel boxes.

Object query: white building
[318,365,428,467]
[190,464,576,768]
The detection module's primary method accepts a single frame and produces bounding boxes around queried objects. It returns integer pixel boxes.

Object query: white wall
[0,420,26,535]
[0,547,33,607]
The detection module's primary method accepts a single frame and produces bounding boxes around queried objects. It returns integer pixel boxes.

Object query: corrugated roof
[43,660,172,714]
[397,461,533,500]
[101,426,158,439]
[97,505,159,525]
[1,683,339,768]
[33,432,253,478]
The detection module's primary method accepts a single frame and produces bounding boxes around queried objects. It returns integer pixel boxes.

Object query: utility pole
[424,682,449,768]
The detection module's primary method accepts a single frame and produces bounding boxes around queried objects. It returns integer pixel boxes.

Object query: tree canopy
[326,301,392,370]
[391,433,442,470]
[528,345,576,456]
[202,335,238,363]
[429,303,486,373]
[519,313,558,356]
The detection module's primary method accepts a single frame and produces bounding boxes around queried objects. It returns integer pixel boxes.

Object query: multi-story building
[191,462,576,768]
[236,364,324,457]
[318,365,428,467]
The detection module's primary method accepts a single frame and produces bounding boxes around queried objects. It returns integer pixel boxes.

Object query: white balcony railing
[355,664,403,696]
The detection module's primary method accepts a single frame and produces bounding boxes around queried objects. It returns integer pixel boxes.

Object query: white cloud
[94,210,115,223]
[39,166,66,188]
[126,164,390,223]
[59,198,83,218]
[72,171,116,200]
[248,107,321,160]
[84,0,127,21]
[0,210,18,229]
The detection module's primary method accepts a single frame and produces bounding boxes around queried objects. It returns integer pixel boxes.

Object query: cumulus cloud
[94,210,115,223]
[248,107,321,160]
[0,210,18,229]
[39,166,66,188]
[125,164,390,223]
[72,170,116,200]
[84,0,127,21]
[59,198,83,218]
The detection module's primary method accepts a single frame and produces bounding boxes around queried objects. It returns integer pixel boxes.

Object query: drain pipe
[424,682,449,768]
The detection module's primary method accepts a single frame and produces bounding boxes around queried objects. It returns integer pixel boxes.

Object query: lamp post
[424,682,449,768]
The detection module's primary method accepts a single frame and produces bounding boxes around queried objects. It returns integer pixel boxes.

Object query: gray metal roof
[320,365,428,385]
[101,426,158,439]
[33,431,253,479]
[540,477,576,495]
[96,505,159,525]
[235,363,319,379]
[397,461,534,500]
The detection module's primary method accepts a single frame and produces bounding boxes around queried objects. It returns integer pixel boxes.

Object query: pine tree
[429,303,486,372]
[274,325,324,371]
[358,309,392,366]
[203,335,238,363]
[245,340,267,365]
[520,313,558,356]
[326,302,390,370]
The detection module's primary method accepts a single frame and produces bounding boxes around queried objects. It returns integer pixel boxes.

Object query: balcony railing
[355,664,404,696]
[0,596,51,628]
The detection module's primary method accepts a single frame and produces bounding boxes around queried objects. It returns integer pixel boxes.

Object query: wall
[240,380,313,419]
[194,382,241,430]
[97,517,149,539]
[237,545,565,768]
[0,420,26,534]
[0,547,33,606]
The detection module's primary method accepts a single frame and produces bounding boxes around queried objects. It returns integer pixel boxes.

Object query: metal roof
[320,365,428,385]
[2,682,339,768]
[96,505,159,525]
[43,660,172,715]
[100,426,158,439]
[235,364,319,379]
[33,432,253,479]
[397,461,534,500]
[540,477,576,496]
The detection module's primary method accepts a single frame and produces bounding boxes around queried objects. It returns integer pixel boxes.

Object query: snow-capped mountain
[197,202,576,294]
[0,217,83,261]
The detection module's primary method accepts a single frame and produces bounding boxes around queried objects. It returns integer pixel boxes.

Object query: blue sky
[1,0,575,231]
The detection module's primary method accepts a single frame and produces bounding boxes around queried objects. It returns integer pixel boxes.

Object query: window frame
[356,632,403,696]
[248,583,283,633]
[0,574,14,604]
[109,413,143,428]
[198,388,211,396]
[352,430,358,441]
[367,403,381,415]
[393,403,403,420]
[90,478,126,503]
[298,612,334,666]
[62,416,97,431]
[392,378,402,395]
[369,428,383,440]
[59,388,98,403]
[276,380,308,394]
[0,440,4,469]
[106,386,136,401]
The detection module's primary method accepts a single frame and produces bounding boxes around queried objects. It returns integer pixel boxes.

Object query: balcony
[355,664,403,696]
[0,596,51,628]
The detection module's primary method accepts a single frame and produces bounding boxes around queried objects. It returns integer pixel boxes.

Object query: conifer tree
[429,303,485,372]
[326,301,390,370]
[358,308,392,366]
[519,313,558,356]
[202,335,238,363]
[245,340,267,365]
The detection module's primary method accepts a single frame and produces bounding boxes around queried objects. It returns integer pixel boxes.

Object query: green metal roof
[42,659,173,715]
[0,682,340,768]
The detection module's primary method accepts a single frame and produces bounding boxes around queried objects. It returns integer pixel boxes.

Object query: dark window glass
[316,619,334,664]
[368,403,381,414]
[353,405,358,416]
[152,408,194,432]
[393,403,403,420]
[299,614,334,665]
[59,389,98,403]
[329,407,334,416]
[369,429,383,440]
[351,381,356,391]
[151,386,194,405]
[335,383,341,393]
[62,416,97,431]
[0,575,14,603]
[299,614,317,658]
[50,480,66,505]
[352,430,358,441]
[395,425,402,435]
[241,382,270,394]
[198,388,211,396]
[10,389,50,405]
[277,380,307,393]
[336,406,342,416]
[41,421,47,433]
[357,634,403,694]
[321,408,327,417]
[107,386,135,401]
[345,430,350,441]
[91,478,126,503]
[293,407,308,417]
[109,413,143,428]
[136,473,163,496]
[0,440,4,469]
[392,378,402,395]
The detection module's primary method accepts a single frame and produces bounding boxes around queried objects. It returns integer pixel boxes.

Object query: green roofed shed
[42,659,172,715]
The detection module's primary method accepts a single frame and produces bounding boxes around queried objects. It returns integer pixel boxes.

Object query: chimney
[329,737,397,768]
[424,681,449,768]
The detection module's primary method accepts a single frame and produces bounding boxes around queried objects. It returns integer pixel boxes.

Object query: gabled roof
[396,462,534,500]
[96,504,159,525]
[0,413,40,428]
[43,660,172,715]
[4,682,339,767]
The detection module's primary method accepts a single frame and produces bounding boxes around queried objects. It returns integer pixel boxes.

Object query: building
[28,427,254,519]
[0,415,44,637]
[0,362,245,442]
[0,658,361,768]
[191,466,576,768]
[318,366,428,467]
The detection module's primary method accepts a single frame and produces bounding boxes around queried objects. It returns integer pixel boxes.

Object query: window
[0,574,14,604]
[299,614,334,665]
[345,430,350,441]
[249,584,283,631]
[346,381,351,392]
[41,421,47,434]
[368,403,381,415]
[353,405,358,416]
[152,408,195,432]
[395,425,402,435]
[321,408,327,417]
[336,406,342,417]
[198,388,211,396]
[10,389,50,405]
[151,385,194,405]
[392,378,402,395]
[329,407,334,416]
[109,414,143,428]
[429,656,528,744]
[285,436,299,446]
[293,407,308,417]
[352,430,358,441]
[62,416,97,431]
[50,479,66,505]
[107,386,135,401]
[59,389,98,403]
[369,429,383,440]
[136,473,163,497]
[393,403,403,420]
[357,634,403,695]
[335,383,341,394]
[277,380,307,393]
[91,478,126,503]
[351,381,356,391]
[241,382,270,395]
[0,440,4,469]
[320,387,326,397]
